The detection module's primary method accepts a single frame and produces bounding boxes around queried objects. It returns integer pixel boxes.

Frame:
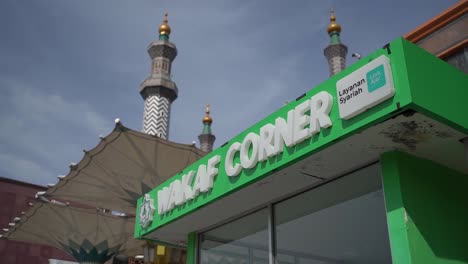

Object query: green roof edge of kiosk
[134,37,468,239]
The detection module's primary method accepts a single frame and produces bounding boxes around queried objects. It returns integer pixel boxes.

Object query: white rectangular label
[336,55,395,120]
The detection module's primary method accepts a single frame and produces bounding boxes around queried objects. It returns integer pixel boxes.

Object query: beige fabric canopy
[46,123,205,214]
[4,202,140,262]
[3,123,205,261]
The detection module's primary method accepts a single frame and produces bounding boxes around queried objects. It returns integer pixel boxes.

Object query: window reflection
[275,165,392,264]
[199,209,269,264]
[198,164,392,264]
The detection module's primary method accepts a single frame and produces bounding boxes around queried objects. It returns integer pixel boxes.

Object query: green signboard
[134,37,468,239]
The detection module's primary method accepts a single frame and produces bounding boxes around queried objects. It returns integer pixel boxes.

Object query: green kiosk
[134,38,468,264]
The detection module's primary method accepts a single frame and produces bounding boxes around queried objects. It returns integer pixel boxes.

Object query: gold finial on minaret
[159,12,171,36]
[327,7,341,34]
[202,104,213,124]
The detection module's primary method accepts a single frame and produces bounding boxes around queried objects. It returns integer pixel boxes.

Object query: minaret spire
[140,12,178,139]
[324,8,348,76]
[198,104,216,152]
[159,12,171,40]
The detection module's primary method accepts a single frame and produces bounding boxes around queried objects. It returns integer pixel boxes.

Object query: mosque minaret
[198,104,216,152]
[140,13,178,139]
[324,8,348,76]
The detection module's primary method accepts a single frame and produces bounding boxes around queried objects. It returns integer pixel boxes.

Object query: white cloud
[0,153,54,186]
[5,80,109,134]
[0,77,111,184]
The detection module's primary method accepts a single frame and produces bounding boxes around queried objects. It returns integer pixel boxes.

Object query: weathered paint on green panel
[381,151,468,264]
[186,232,197,264]
[401,38,468,133]
[134,38,466,239]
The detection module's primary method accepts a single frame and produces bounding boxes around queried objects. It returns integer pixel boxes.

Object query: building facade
[134,34,467,264]
[0,177,74,264]
[405,0,467,73]
[133,4,468,264]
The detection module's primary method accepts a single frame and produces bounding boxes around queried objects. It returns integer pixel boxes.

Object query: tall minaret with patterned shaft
[324,8,348,76]
[198,104,216,152]
[140,13,178,139]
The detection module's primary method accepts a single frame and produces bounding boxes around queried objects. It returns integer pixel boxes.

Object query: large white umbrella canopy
[4,202,139,262]
[45,122,205,214]
[2,122,205,262]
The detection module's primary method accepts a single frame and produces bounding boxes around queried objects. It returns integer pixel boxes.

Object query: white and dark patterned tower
[198,104,216,152]
[140,13,178,139]
[324,8,348,76]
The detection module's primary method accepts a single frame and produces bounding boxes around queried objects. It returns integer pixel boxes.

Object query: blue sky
[0,0,458,185]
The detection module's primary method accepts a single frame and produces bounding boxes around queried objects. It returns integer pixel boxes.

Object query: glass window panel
[277,253,295,264]
[200,208,269,264]
[252,249,269,264]
[274,164,392,264]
